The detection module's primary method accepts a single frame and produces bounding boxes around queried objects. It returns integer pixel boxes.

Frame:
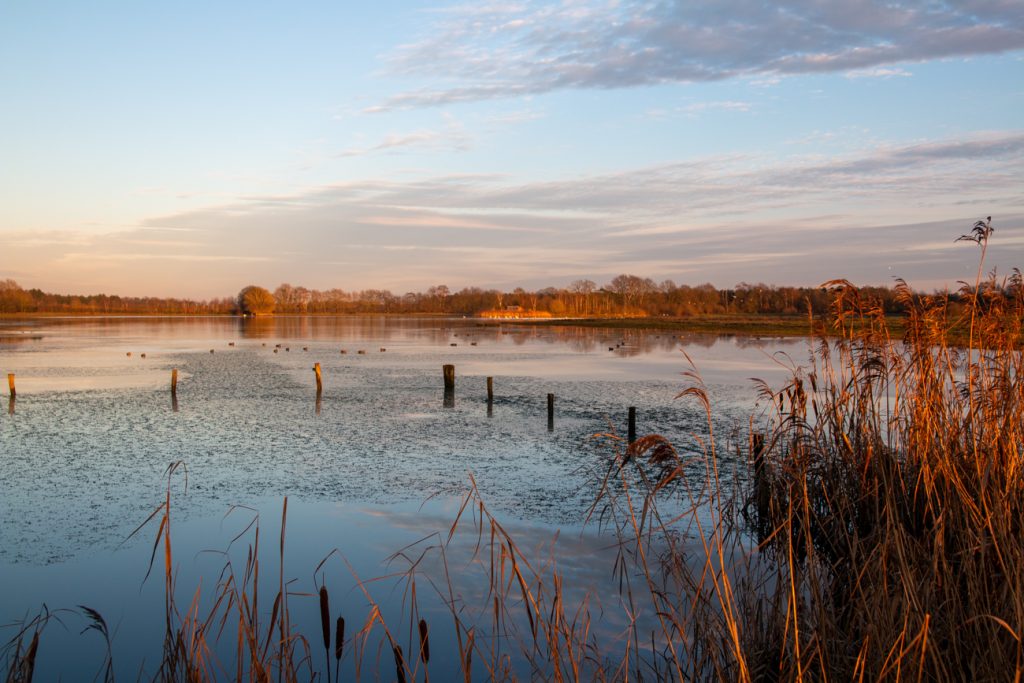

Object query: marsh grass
[4,219,1021,681]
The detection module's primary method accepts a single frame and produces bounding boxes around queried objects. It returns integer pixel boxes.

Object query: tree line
[0,275,998,319]
[0,279,236,315]
[224,278,934,318]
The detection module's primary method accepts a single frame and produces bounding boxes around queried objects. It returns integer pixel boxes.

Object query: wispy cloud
[5,132,1021,295]
[681,101,753,114]
[360,211,551,232]
[370,0,1024,110]
[844,66,913,79]
[56,253,273,263]
[338,118,472,157]
[648,101,754,119]
[481,108,545,126]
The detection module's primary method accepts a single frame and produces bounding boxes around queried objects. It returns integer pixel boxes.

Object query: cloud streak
[370,0,1024,110]
[3,132,1021,296]
[337,124,472,157]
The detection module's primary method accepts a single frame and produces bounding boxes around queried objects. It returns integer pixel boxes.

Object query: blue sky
[2,1,1022,298]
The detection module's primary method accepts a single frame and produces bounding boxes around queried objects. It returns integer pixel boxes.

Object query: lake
[0,316,803,680]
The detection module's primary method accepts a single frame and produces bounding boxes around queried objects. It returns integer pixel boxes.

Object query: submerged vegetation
[4,220,1022,680]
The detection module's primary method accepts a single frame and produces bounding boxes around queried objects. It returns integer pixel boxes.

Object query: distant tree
[293,286,312,313]
[569,279,596,314]
[607,274,657,310]
[569,279,596,294]
[237,285,275,315]
[0,279,34,312]
[273,283,295,312]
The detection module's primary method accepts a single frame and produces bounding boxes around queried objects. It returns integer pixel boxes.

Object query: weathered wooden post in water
[486,376,494,417]
[443,364,455,409]
[547,393,554,432]
[170,368,179,412]
[628,407,637,443]
[313,363,323,415]
[7,373,14,399]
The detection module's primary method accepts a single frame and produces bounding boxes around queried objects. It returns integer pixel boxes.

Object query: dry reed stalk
[334,616,344,683]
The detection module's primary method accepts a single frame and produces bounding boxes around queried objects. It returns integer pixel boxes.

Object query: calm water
[0,316,802,679]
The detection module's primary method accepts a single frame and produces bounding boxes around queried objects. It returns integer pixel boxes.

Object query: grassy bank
[481,313,858,337]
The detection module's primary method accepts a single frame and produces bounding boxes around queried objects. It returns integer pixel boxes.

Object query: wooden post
[486,376,494,417]
[547,393,554,431]
[628,406,636,443]
[170,369,178,396]
[313,363,323,394]
[441,363,456,408]
[7,373,14,398]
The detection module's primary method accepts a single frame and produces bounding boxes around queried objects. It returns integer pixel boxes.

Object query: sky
[1,1,1022,299]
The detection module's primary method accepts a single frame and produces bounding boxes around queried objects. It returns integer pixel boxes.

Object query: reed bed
[729,220,1023,680]
[4,219,1021,681]
[616,217,1022,681]
[593,219,1023,680]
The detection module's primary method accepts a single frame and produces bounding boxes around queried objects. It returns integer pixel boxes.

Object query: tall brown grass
[591,217,1022,680]
[731,219,1023,680]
